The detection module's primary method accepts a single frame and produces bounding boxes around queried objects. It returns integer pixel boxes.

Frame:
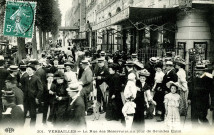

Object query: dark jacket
[43,83,57,103]
[19,72,29,91]
[35,67,47,86]
[11,86,24,105]
[2,104,24,127]
[23,75,43,100]
[162,69,178,93]
[66,96,86,128]
[94,66,109,86]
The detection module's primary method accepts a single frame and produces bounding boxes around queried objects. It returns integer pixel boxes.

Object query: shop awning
[59,26,79,31]
[92,7,179,31]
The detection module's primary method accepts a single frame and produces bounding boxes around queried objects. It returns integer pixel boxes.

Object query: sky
[58,0,73,26]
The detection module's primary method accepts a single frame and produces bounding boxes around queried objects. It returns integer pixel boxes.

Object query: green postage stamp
[3,0,37,38]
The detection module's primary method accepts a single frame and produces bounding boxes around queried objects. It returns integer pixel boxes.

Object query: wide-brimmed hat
[1,90,15,99]
[149,57,157,64]
[26,63,36,71]
[139,69,150,77]
[133,61,144,69]
[66,82,82,92]
[9,65,18,72]
[174,58,186,66]
[64,62,74,67]
[166,81,180,89]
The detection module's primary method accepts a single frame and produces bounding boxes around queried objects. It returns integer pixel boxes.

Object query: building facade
[83,0,214,65]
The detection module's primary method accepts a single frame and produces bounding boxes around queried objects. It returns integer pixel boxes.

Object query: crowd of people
[0,46,213,130]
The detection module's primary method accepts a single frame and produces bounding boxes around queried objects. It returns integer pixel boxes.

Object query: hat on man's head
[1,90,15,99]
[81,59,90,65]
[9,65,18,72]
[5,76,17,84]
[26,63,36,71]
[54,71,64,79]
[165,61,173,66]
[139,69,150,77]
[149,57,157,64]
[131,53,138,58]
[100,51,106,56]
[66,82,82,92]
[97,57,105,63]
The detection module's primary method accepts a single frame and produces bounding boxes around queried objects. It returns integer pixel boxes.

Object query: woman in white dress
[64,62,78,84]
[174,59,188,116]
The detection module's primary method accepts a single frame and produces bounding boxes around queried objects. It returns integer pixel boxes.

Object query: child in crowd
[123,73,137,129]
[164,81,181,129]
[122,97,136,130]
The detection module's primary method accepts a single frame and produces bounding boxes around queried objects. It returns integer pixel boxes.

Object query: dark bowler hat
[19,62,27,69]
[9,65,18,72]
[26,63,36,71]
[66,82,82,92]
[5,76,17,84]
[97,57,105,62]
[54,71,64,79]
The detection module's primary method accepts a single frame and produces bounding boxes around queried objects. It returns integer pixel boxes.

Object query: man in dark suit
[0,59,9,123]
[66,83,86,129]
[79,59,93,112]
[157,61,178,122]
[94,57,109,113]
[42,73,56,124]
[23,64,43,127]
[19,64,28,91]
[1,90,25,127]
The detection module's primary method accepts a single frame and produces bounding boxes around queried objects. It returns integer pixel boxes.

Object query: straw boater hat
[9,65,18,72]
[46,73,54,78]
[66,82,82,92]
[165,61,173,66]
[125,60,134,66]
[131,53,138,58]
[139,69,150,77]
[97,57,105,63]
[1,90,15,99]
[149,57,157,64]
[100,51,106,56]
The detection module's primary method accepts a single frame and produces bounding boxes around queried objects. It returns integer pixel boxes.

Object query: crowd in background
[0,46,213,130]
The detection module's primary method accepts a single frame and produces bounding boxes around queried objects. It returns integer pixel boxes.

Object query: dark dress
[53,82,69,126]
[105,73,123,120]
[133,80,150,130]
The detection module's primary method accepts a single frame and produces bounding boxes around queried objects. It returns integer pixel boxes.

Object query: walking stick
[183,103,189,127]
